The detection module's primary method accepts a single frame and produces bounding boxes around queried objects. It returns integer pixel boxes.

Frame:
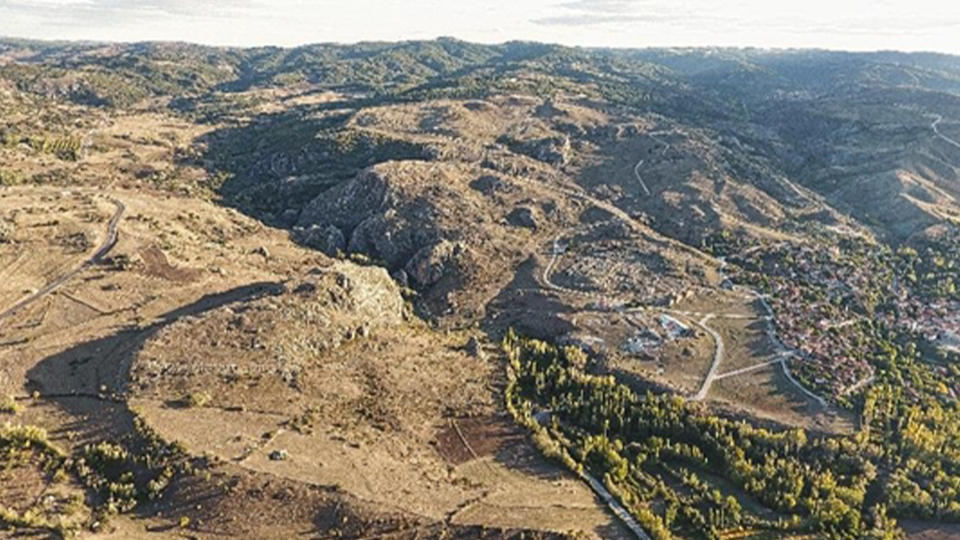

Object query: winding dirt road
[631,131,673,198]
[692,313,723,401]
[525,136,847,536]
[632,159,652,197]
[929,113,960,150]
[0,196,125,324]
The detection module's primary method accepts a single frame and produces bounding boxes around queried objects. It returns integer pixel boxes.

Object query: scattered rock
[253,246,270,258]
[0,220,12,243]
[466,336,485,360]
[531,136,571,166]
[391,268,409,288]
[506,206,539,230]
[293,282,317,294]
[268,449,289,461]
[469,175,507,194]
[295,224,346,256]
[404,240,464,288]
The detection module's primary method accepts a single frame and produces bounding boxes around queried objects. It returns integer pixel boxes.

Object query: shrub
[0,395,21,414]
[180,391,212,408]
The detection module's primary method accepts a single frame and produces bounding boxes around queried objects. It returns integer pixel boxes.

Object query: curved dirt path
[631,131,673,198]
[0,196,125,324]
[632,159,652,197]
[691,313,723,401]
[929,113,960,150]
[541,234,570,293]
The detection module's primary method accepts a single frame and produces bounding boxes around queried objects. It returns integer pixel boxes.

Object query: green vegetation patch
[502,330,937,540]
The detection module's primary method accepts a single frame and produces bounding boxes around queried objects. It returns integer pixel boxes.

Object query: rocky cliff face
[293,159,577,320]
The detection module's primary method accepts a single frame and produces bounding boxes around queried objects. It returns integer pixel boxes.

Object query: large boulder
[506,206,539,230]
[404,240,466,289]
[347,213,439,268]
[297,168,392,230]
[294,224,346,256]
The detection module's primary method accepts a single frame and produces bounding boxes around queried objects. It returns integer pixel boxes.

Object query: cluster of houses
[734,244,885,397]
[736,240,960,399]
[891,298,960,352]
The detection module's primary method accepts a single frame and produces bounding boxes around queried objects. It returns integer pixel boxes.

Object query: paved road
[0,197,125,324]
[579,470,652,540]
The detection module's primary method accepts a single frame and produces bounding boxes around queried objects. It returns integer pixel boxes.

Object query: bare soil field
[711,364,855,434]
[901,520,960,540]
[129,301,624,536]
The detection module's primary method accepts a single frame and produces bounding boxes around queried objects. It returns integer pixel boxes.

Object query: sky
[1,0,959,54]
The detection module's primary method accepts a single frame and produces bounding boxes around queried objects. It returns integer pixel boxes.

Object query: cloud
[533,1,717,28]
[532,13,679,26]
[556,0,644,13]
[0,0,959,53]
[4,0,258,21]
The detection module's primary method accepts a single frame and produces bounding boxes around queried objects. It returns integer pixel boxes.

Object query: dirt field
[129,314,626,536]
[901,520,960,540]
[711,364,855,434]
[673,292,856,433]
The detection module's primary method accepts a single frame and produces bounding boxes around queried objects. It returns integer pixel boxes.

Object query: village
[718,236,960,404]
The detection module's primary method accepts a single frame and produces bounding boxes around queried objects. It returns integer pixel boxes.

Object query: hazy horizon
[1,0,958,55]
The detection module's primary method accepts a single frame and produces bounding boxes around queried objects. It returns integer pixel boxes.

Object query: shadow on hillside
[26,281,284,446]
[180,95,429,228]
[481,257,577,340]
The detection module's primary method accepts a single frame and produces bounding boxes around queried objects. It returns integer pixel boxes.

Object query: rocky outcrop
[296,262,406,323]
[294,224,347,256]
[404,240,466,288]
[292,160,573,319]
[470,174,508,195]
[297,168,392,231]
[132,259,407,397]
[346,213,439,267]
[506,206,539,230]
[296,167,442,269]
[533,136,571,166]
[501,136,572,167]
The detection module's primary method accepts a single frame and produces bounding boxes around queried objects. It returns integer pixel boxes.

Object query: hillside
[1,38,960,539]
